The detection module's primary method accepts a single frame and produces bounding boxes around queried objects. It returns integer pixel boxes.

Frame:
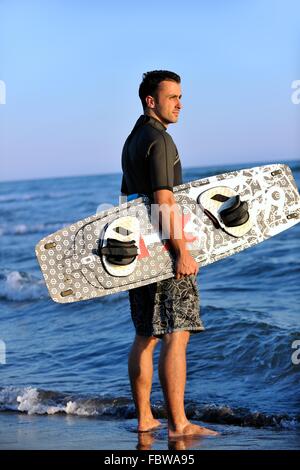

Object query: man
[121,70,218,438]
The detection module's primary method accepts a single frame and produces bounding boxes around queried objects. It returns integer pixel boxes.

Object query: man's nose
[176,99,182,109]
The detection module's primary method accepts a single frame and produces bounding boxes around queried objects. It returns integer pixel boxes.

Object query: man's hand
[175,251,199,280]
[153,189,199,280]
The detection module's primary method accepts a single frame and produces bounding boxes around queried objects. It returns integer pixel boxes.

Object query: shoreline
[0,411,299,450]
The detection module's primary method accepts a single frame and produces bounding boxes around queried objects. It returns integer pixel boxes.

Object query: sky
[0,0,299,182]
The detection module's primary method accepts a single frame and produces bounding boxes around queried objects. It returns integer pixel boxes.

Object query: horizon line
[1,157,299,185]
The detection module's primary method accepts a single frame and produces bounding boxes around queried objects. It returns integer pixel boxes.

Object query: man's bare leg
[128,334,161,432]
[159,331,218,438]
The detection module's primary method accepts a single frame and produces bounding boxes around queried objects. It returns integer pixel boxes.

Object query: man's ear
[145,95,155,109]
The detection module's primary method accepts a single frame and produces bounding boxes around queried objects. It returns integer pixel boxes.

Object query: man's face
[148,80,182,126]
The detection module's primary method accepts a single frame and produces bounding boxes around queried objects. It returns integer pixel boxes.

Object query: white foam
[0,194,35,202]
[280,418,299,430]
[14,224,28,234]
[0,386,22,409]
[47,191,71,199]
[0,222,64,237]
[1,386,299,428]
[0,192,73,203]
[17,387,63,415]
[0,270,48,301]
[15,388,97,416]
[65,401,98,416]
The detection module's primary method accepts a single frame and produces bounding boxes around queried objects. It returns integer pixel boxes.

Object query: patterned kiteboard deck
[35,164,300,303]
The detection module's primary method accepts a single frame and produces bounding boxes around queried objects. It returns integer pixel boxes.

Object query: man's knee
[134,334,160,351]
[162,330,190,346]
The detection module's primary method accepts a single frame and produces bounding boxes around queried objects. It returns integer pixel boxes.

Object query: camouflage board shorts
[128,274,205,338]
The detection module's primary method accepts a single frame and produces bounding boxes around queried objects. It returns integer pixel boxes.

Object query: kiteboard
[35,163,300,303]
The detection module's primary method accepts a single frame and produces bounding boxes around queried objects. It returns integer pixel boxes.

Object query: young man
[121,70,218,438]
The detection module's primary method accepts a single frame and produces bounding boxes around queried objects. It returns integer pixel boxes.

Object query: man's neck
[144,110,168,129]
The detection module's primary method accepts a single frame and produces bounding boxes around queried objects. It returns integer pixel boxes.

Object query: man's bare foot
[168,435,204,450]
[137,432,156,450]
[169,421,219,439]
[138,417,162,433]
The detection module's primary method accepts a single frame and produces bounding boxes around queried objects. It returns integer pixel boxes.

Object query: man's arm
[153,189,199,279]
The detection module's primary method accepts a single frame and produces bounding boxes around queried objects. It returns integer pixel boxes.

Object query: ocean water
[0,161,299,443]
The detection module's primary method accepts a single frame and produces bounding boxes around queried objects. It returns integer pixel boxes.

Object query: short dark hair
[139,70,181,110]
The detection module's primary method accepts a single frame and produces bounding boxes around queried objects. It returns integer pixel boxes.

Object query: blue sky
[0,0,299,182]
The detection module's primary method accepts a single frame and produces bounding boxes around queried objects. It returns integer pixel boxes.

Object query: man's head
[139,70,182,126]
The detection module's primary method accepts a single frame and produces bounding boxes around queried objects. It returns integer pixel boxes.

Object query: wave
[0,222,65,237]
[0,193,38,203]
[0,387,298,429]
[289,162,300,173]
[0,270,48,302]
[0,269,128,304]
[0,192,73,203]
[0,189,99,204]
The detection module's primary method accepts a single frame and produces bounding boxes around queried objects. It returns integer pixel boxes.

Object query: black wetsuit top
[121,115,182,197]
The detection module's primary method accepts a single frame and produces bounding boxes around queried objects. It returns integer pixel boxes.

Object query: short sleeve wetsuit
[120,114,204,338]
[121,115,183,197]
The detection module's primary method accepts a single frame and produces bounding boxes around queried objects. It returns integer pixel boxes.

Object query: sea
[0,160,299,450]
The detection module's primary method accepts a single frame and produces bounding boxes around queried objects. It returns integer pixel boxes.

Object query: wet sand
[0,412,299,450]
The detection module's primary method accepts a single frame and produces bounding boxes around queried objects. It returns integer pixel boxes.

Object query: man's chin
[168,115,179,124]
[159,115,179,126]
